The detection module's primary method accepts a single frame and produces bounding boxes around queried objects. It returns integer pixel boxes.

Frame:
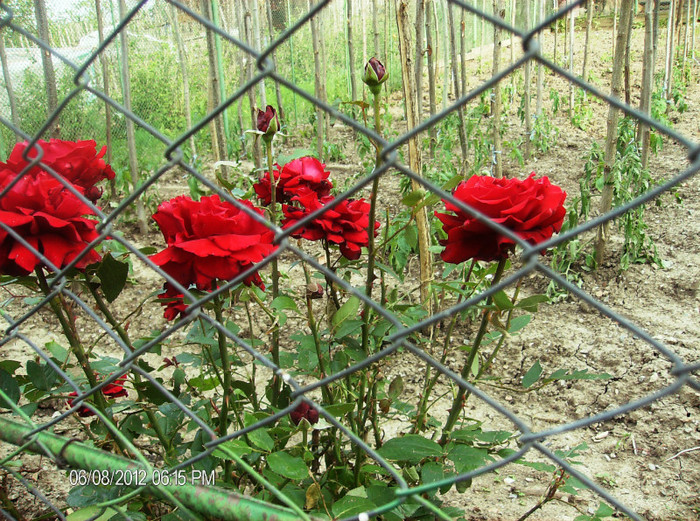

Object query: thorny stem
[301,261,333,405]
[266,139,281,406]
[355,89,383,487]
[243,300,259,410]
[517,468,567,521]
[213,291,233,482]
[87,283,174,461]
[323,240,341,310]
[413,260,476,434]
[440,257,508,444]
[34,268,109,417]
[360,89,383,356]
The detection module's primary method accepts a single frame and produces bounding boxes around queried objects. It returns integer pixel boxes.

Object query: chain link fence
[1,0,699,520]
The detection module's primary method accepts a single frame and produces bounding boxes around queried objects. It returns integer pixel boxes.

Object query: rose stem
[87,282,174,461]
[34,268,110,419]
[213,290,233,482]
[413,259,477,433]
[440,256,508,444]
[322,240,341,311]
[354,88,384,487]
[265,139,282,407]
[243,300,259,410]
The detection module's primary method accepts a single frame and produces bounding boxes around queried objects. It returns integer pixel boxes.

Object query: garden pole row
[0,418,315,521]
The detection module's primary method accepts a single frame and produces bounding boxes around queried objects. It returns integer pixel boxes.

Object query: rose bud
[363,57,388,94]
[306,282,324,300]
[256,105,279,142]
[290,402,319,426]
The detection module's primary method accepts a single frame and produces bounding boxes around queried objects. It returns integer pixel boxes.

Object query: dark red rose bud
[290,402,319,426]
[85,185,103,203]
[256,105,279,141]
[363,57,388,94]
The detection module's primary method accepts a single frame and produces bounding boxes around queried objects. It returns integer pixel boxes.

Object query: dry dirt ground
[1,14,699,521]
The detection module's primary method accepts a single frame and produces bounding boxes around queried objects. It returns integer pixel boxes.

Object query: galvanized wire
[0,1,698,521]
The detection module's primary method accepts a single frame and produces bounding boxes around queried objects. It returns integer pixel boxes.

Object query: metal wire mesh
[0,1,699,520]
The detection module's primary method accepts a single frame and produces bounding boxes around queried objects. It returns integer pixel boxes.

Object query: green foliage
[550,117,662,296]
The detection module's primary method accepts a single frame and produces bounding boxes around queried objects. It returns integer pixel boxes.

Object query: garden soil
[2,16,699,521]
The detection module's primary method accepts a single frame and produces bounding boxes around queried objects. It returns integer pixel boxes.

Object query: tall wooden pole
[595,0,634,265]
[118,0,147,234]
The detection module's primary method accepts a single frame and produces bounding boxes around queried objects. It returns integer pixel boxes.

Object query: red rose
[254,156,333,206]
[435,173,567,263]
[0,169,102,276]
[157,283,189,321]
[4,139,115,202]
[68,375,128,417]
[290,402,319,426]
[282,190,379,260]
[150,195,276,290]
[102,375,128,398]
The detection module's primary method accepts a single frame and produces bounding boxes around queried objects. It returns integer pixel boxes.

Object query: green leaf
[267,452,308,481]
[324,403,355,418]
[271,295,299,313]
[0,368,20,408]
[388,375,404,400]
[331,296,360,331]
[26,360,59,392]
[595,502,615,517]
[508,314,532,334]
[377,435,443,464]
[491,290,512,311]
[66,506,116,521]
[416,193,441,211]
[45,341,68,363]
[522,360,543,388]
[402,189,425,207]
[334,318,363,339]
[277,148,316,166]
[331,495,377,519]
[447,445,494,474]
[516,294,550,312]
[96,253,129,303]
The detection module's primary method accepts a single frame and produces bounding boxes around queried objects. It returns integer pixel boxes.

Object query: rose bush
[253,156,333,206]
[0,169,102,275]
[150,195,276,291]
[2,139,115,202]
[436,173,567,264]
[282,189,380,260]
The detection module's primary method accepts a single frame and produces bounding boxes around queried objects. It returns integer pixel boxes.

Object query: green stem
[413,260,476,434]
[440,257,507,443]
[87,283,174,461]
[360,90,383,356]
[244,301,259,410]
[323,240,341,310]
[34,268,108,416]
[301,262,333,405]
[266,140,281,406]
[213,291,233,482]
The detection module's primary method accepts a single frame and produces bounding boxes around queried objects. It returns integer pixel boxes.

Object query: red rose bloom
[282,190,380,260]
[157,283,189,321]
[290,402,319,426]
[3,139,115,202]
[0,169,102,276]
[254,156,333,206]
[68,375,128,417]
[150,195,276,290]
[435,173,567,263]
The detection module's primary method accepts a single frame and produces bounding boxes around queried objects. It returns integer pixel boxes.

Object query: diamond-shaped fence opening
[1,0,699,520]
